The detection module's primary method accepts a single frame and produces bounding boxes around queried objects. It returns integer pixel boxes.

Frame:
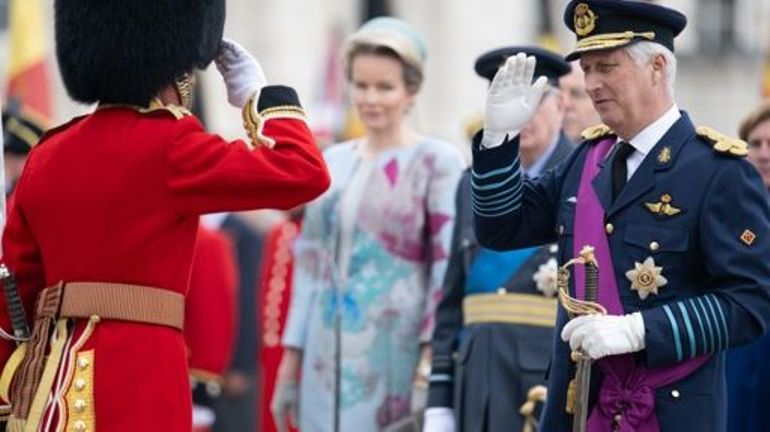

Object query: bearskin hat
[54,0,225,106]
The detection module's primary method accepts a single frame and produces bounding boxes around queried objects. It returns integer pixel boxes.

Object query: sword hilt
[0,264,30,340]
[585,260,599,303]
[561,245,602,432]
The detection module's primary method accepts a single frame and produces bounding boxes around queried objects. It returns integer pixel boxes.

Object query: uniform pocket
[624,224,689,252]
[517,336,552,409]
[623,224,690,267]
[516,337,552,373]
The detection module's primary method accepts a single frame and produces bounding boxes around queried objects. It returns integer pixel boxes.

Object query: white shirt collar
[625,104,681,156]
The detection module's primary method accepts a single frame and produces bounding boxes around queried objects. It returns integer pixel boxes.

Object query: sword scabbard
[0,264,30,341]
[559,246,601,432]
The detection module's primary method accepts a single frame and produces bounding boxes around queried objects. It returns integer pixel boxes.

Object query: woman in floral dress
[271,17,464,432]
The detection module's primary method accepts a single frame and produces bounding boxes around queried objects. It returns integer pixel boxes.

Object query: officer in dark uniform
[470,1,770,431]
[1,109,44,194]
[424,47,573,432]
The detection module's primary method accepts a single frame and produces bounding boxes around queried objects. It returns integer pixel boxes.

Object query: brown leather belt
[58,282,185,330]
[9,281,184,425]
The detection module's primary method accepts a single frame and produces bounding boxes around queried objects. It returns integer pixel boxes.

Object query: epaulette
[695,126,748,157]
[580,124,614,141]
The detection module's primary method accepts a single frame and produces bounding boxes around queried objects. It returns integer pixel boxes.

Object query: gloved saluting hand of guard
[214,38,268,109]
[481,53,549,149]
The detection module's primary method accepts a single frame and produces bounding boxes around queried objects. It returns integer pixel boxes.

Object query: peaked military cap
[563,0,687,61]
[55,0,225,106]
[474,46,570,85]
[2,110,45,155]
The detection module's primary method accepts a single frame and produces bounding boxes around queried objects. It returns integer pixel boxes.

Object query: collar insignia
[657,146,672,164]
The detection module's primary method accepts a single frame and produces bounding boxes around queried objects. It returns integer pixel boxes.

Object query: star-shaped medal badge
[533,257,559,298]
[625,257,668,300]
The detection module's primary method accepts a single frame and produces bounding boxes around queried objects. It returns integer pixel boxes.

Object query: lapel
[592,112,695,217]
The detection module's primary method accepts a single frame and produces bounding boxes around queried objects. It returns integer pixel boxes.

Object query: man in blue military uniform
[470,1,770,431]
[423,47,573,432]
[1,108,44,194]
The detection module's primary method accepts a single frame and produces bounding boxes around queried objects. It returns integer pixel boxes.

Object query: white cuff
[629,311,646,352]
[480,130,513,149]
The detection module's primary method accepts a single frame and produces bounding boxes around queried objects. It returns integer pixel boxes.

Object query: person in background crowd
[1,109,44,195]
[739,102,770,194]
[559,61,601,143]
[725,101,770,432]
[272,16,464,432]
[186,221,238,432]
[213,212,264,432]
[258,207,304,432]
[424,46,573,432]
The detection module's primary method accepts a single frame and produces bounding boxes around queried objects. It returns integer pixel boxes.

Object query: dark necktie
[611,141,635,201]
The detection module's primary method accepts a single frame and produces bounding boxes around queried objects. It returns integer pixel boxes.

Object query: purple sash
[573,138,710,432]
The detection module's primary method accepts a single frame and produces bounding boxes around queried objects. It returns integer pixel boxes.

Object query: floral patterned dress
[282,138,464,431]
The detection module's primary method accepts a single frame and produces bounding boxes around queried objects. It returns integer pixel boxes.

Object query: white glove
[214,38,268,108]
[481,53,549,148]
[423,407,456,432]
[270,379,299,432]
[561,312,646,360]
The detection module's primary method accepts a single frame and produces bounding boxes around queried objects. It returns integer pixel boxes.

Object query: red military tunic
[186,225,238,432]
[0,88,329,431]
[257,218,300,432]
[185,225,237,386]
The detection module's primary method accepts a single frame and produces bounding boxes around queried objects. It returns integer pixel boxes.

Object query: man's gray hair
[625,41,677,97]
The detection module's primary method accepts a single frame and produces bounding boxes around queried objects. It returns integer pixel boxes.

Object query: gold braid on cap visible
[575,31,655,52]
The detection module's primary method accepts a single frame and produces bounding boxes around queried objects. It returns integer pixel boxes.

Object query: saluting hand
[214,38,268,109]
[481,53,549,148]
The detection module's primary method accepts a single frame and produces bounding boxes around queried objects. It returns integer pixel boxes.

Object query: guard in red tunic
[0,0,330,430]
[257,209,303,432]
[186,225,238,432]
